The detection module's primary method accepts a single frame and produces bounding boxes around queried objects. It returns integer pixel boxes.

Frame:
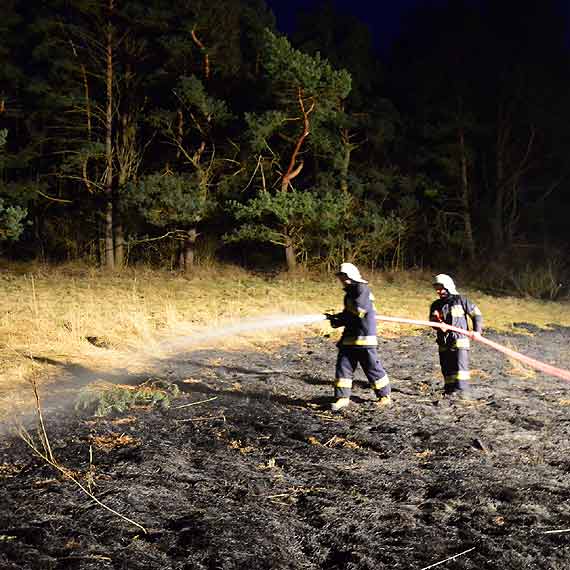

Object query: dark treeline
[0,0,568,288]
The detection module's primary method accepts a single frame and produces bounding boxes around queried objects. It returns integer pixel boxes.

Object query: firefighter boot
[444,389,471,402]
[331,397,350,412]
[376,395,392,408]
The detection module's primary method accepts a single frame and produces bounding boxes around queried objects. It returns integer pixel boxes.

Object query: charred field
[2,324,570,570]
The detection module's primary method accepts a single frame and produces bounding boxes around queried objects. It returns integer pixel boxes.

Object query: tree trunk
[104,0,115,270]
[457,125,476,261]
[340,148,351,194]
[285,241,297,271]
[34,214,45,263]
[339,128,353,194]
[278,89,314,271]
[104,199,114,269]
[184,228,197,273]
[114,198,124,267]
[183,243,194,274]
[176,109,184,160]
[178,229,197,273]
[115,109,135,270]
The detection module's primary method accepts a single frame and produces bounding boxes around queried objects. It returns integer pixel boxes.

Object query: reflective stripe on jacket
[429,294,482,348]
[332,283,378,348]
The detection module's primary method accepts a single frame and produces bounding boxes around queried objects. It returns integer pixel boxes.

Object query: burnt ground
[1,324,570,570]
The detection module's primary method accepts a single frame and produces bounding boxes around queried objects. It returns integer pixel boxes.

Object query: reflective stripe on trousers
[334,347,390,399]
[439,347,470,393]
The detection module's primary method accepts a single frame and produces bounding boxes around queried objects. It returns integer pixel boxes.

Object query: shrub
[75,379,180,416]
[509,262,565,300]
[475,255,567,300]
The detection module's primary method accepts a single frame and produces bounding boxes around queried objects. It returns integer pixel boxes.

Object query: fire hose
[375,315,570,383]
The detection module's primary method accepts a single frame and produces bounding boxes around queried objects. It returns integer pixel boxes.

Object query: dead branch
[173,396,218,409]
[543,528,570,535]
[36,190,73,204]
[16,378,147,534]
[57,555,112,563]
[128,230,195,245]
[54,174,106,192]
[29,377,55,464]
[419,547,476,570]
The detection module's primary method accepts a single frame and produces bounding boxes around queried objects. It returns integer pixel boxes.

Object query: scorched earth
[1,323,570,569]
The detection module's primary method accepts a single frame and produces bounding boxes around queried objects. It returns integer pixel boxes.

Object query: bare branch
[37,190,74,204]
[280,88,315,192]
[191,28,210,80]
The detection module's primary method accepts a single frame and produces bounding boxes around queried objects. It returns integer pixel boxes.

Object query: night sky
[265,0,570,53]
[264,0,433,53]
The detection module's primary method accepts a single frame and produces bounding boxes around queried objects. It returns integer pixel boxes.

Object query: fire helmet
[337,262,368,284]
[433,274,458,294]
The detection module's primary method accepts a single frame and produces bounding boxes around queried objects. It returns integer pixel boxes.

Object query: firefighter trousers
[334,347,390,400]
[438,346,470,393]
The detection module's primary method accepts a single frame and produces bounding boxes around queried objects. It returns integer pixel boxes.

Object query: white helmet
[433,274,458,294]
[337,262,367,283]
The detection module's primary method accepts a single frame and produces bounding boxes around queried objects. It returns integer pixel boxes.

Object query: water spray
[159,313,327,354]
[376,315,570,383]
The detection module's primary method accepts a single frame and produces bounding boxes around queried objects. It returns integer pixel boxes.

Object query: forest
[1,0,569,293]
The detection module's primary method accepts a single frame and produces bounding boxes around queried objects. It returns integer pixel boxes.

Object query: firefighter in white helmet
[325,262,391,412]
[430,274,483,397]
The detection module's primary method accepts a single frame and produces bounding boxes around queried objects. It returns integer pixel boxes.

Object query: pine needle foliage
[0,130,28,242]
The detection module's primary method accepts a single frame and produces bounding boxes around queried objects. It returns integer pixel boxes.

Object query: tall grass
[1,262,569,419]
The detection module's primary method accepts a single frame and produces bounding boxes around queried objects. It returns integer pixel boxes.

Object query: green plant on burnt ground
[75,378,180,417]
[15,378,147,534]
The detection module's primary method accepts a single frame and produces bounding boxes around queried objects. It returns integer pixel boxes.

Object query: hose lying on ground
[376,315,570,383]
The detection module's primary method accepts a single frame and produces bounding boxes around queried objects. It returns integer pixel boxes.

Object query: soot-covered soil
[2,324,570,569]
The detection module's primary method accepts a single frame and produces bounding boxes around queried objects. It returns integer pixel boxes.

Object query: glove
[430,310,443,330]
[324,313,343,329]
[431,310,443,323]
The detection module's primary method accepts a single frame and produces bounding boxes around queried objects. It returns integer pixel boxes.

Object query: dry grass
[322,435,361,449]
[415,449,435,460]
[1,262,569,421]
[90,433,138,452]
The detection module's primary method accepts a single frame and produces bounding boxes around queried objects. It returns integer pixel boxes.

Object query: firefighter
[429,274,483,397]
[325,262,391,412]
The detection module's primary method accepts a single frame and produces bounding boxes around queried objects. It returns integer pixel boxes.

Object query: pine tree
[233,29,352,270]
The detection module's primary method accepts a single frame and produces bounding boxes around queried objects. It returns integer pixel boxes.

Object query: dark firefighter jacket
[429,294,483,349]
[331,283,378,348]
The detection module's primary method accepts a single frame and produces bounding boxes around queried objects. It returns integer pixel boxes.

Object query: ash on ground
[2,326,570,569]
